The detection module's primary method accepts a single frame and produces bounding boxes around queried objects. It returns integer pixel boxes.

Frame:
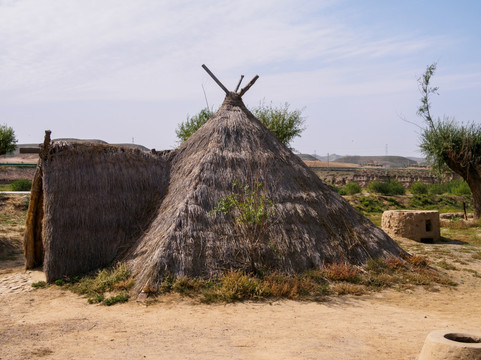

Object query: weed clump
[31,281,47,288]
[54,262,134,305]
[53,257,456,305]
[321,262,361,283]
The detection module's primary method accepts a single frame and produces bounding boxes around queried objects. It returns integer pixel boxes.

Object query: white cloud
[0,0,446,104]
[2,0,480,156]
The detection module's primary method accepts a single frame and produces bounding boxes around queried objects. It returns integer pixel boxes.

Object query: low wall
[381,210,440,242]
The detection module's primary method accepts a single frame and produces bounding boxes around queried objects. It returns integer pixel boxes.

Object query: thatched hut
[25,68,405,292]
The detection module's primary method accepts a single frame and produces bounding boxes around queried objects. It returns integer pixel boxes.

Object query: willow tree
[418,63,481,218]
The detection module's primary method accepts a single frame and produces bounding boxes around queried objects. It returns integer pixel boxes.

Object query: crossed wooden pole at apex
[202,64,259,97]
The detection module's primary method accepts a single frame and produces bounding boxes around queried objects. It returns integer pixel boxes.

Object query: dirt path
[1,257,481,360]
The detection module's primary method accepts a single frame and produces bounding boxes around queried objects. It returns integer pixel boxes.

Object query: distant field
[1,155,38,164]
[303,160,360,168]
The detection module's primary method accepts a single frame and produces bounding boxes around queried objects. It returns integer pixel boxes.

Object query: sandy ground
[1,249,480,360]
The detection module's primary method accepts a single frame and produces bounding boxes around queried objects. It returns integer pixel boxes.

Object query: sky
[1,0,481,157]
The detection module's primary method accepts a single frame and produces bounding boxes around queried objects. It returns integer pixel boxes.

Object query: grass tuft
[103,293,129,306]
[56,262,133,305]
[322,262,361,283]
[31,281,47,288]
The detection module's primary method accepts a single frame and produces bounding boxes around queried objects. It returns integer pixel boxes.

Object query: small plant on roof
[211,180,275,274]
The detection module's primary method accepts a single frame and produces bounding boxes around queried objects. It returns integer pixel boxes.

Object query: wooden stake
[238,75,259,97]
[201,64,229,95]
[235,75,244,93]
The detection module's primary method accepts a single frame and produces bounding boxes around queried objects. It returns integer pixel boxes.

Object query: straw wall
[41,143,170,281]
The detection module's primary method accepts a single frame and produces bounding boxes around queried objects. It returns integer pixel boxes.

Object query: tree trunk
[443,155,481,220]
[467,177,481,219]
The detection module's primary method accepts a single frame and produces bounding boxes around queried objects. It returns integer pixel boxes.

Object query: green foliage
[420,118,481,174]
[176,101,305,147]
[427,183,445,195]
[11,179,32,191]
[31,281,47,288]
[411,180,472,196]
[417,63,439,125]
[175,107,215,143]
[0,124,17,155]
[199,270,329,303]
[211,180,275,273]
[355,195,385,213]
[445,179,472,196]
[416,63,480,217]
[408,195,436,209]
[339,181,362,195]
[58,263,133,305]
[54,278,66,286]
[213,181,274,227]
[409,182,428,195]
[103,293,129,306]
[151,256,455,303]
[251,101,305,147]
[366,179,405,196]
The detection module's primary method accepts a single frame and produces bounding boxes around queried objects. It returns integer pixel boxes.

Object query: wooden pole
[234,75,244,93]
[201,64,229,95]
[238,75,259,97]
[24,130,51,269]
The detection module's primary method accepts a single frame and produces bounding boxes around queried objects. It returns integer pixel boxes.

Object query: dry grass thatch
[126,93,405,291]
[25,139,171,281]
[25,92,406,290]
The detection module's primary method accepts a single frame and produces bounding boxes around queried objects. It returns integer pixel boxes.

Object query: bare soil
[2,195,481,359]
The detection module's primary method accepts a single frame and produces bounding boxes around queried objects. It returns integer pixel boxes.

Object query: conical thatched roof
[126,92,405,291]
[24,82,405,291]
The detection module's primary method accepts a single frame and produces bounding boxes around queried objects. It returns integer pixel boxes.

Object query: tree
[0,124,17,156]
[175,108,215,143]
[176,102,305,147]
[417,63,481,218]
[251,101,305,147]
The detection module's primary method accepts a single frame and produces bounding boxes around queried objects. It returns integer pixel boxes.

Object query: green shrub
[103,293,129,306]
[409,182,428,195]
[211,180,275,273]
[61,263,133,305]
[11,179,32,191]
[356,195,385,213]
[408,195,436,209]
[367,180,405,196]
[339,182,362,195]
[54,279,66,286]
[446,179,471,196]
[424,180,471,196]
[427,183,445,195]
[31,281,47,288]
